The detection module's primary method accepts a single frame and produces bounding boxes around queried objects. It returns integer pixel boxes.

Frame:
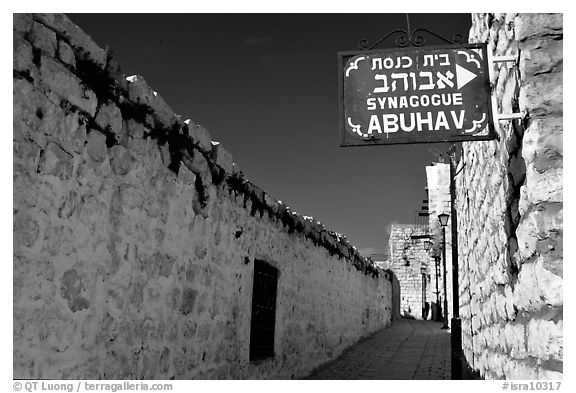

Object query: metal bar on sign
[497,112,526,121]
[492,55,518,64]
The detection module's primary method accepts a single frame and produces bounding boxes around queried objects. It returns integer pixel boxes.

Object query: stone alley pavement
[306,319,451,379]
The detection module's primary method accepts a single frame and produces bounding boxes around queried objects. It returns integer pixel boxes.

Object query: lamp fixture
[438,213,450,227]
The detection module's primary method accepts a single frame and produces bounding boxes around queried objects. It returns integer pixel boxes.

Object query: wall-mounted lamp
[438,213,450,227]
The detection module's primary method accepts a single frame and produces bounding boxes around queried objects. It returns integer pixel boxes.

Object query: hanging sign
[338,43,496,146]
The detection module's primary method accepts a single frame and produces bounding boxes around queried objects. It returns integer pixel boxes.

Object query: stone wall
[388,225,433,319]
[456,13,563,379]
[13,13,392,379]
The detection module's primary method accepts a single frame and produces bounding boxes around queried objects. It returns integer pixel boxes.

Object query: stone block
[33,13,107,68]
[120,185,145,210]
[538,369,563,380]
[127,136,149,158]
[36,104,86,155]
[13,36,35,74]
[185,150,212,186]
[86,130,108,162]
[500,72,518,117]
[471,14,490,42]
[503,323,526,358]
[14,13,33,34]
[184,119,213,153]
[520,38,562,82]
[125,75,179,129]
[58,40,76,68]
[495,26,512,54]
[513,261,562,311]
[494,291,509,321]
[13,211,40,249]
[158,143,171,169]
[95,101,123,136]
[526,319,562,360]
[144,142,163,171]
[180,288,198,316]
[105,56,125,87]
[515,13,563,42]
[13,135,42,174]
[520,165,562,210]
[211,142,234,175]
[177,163,196,186]
[13,172,40,211]
[504,13,517,40]
[38,142,74,180]
[155,103,181,130]
[515,207,562,261]
[13,78,47,133]
[522,117,562,171]
[110,145,135,176]
[39,55,97,115]
[519,73,563,117]
[125,118,146,139]
[505,359,540,379]
[69,123,88,155]
[250,183,265,205]
[14,77,86,153]
[29,21,57,57]
[263,192,279,214]
[60,268,90,312]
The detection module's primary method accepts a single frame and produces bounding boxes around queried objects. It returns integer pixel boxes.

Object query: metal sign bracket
[491,54,519,67]
[488,51,525,130]
[496,112,526,121]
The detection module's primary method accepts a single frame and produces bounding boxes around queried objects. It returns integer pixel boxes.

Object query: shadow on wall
[387,270,401,320]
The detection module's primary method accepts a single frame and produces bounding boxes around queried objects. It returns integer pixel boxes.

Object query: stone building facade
[13,13,392,379]
[456,13,563,379]
[388,225,434,319]
[387,163,453,324]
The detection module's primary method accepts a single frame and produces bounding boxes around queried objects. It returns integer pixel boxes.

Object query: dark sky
[69,13,472,256]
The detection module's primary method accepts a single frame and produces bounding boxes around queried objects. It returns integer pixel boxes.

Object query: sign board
[338,43,496,146]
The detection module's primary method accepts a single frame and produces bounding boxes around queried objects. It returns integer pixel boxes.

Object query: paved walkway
[305,319,451,379]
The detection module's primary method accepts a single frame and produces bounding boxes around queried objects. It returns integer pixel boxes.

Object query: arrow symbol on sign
[456,64,477,89]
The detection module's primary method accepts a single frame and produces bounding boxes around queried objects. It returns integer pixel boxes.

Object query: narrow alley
[13,13,563,381]
[306,319,450,379]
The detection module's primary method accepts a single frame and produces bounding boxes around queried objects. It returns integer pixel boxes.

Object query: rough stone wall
[425,163,452,324]
[388,225,433,319]
[456,13,563,379]
[13,13,392,379]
